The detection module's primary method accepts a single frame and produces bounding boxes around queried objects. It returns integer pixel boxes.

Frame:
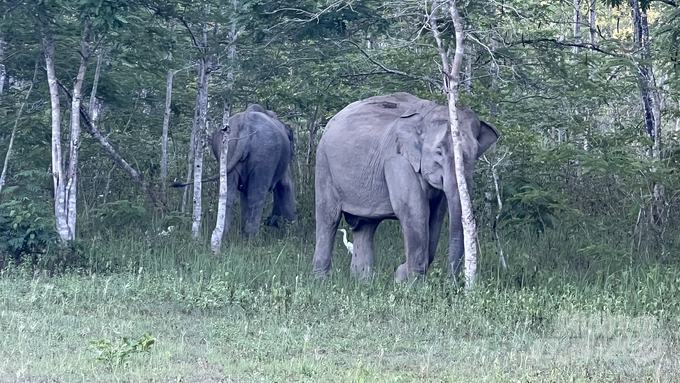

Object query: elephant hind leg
[266,172,296,227]
[350,221,380,279]
[313,164,341,278]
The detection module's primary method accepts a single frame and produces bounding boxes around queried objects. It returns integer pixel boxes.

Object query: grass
[1,223,680,382]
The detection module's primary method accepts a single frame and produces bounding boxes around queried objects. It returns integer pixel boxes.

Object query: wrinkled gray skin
[174,104,297,237]
[312,93,499,282]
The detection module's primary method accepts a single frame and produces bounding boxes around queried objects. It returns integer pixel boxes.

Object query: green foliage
[0,195,58,265]
[91,200,150,233]
[89,333,155,367]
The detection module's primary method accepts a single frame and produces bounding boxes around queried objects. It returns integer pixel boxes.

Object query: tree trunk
[191,56,210,239]
[211,127,229,253]
[573,0,582,53]
[65,19,92,240]
[464,43,472,94]
[430,0,478,289]
[43,33,70,243]
[89,52,102,121]
[160,68,174,206]
[629,0,663,224]
[0,37,5,103]
[589,0,597,45]
[223,0,238,125]
[0,63,38,195]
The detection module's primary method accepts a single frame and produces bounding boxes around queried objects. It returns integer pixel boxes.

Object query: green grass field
[1,226,679,382]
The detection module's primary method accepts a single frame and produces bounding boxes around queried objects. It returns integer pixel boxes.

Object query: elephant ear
[476,121,500,157]
[395,107,426,173]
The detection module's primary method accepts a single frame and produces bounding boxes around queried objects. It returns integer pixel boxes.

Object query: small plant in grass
[89,333,156,367]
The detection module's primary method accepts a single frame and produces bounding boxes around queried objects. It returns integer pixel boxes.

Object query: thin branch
[506,37,627,58]
[344,40,445,92]
[179,15,201,51]
[55,79,163,209]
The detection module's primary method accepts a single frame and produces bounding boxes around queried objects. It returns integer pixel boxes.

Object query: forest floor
[0,231,679,382]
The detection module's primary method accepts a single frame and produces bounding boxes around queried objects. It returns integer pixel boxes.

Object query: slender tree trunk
[43,33,70,243]
[573,0,582,53]
[464,44,472,94]
[629,0,663,224]
[0,37,5,103]
[223,0,238,125]
[431,0,478,288]
[0,63,38,195]
[191,56,210,239]
[211,127,229,253]
[589,0,597,45]
[181,121,195,213]
[65,19,92,240]
[160,68,174,206]
[89,52,102,121]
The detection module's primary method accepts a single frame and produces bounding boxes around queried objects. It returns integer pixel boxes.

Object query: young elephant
[313,93,499,282]
[174,104,297,237]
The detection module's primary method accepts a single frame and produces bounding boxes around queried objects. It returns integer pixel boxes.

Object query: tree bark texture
[573,0,582,53]
[43,33,71,242]
[0,37,5,103]
[431,0,478,288]
[191,56,211,239]
[161,68,174,206]
[211,127,229,253]
[65,19,92,241]
[589,0,597,45]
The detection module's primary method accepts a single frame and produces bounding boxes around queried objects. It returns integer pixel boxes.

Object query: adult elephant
[174,104,297,236]
[313,93,499,282]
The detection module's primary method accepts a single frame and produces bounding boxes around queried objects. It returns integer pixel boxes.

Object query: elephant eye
[435,147,443,156]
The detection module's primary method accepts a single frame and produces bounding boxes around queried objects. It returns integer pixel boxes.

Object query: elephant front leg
[428,194,447,266]
[350,222,379,279]
[385,160,430,282]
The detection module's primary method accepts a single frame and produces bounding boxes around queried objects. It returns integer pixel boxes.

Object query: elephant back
[211,104,293,172]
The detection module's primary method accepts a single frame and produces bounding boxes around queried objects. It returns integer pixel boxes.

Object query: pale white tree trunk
[89,52,102,121]
[573,0,582,53]
[65,20,92,240]
[463,44,472,94]
[160,67,174,206]
[211,128,229,253]
[191,56,210,239]
[676,100,680,132]
[43,33,70,242]
[430,0,478,289]
[589,0,597,45]
[0,37,5,103]
[0,63,38,195]
[212,0,239,252]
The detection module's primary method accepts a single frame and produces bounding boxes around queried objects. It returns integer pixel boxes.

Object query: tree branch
[55,79,164,209]
[506,37,627,58]
[343,40,445,92]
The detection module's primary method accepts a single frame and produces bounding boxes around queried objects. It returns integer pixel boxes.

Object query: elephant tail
[170,174,220,188]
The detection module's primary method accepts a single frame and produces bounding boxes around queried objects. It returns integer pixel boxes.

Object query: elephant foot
[313,268,331,280]
[350,264,373,280]
[395,263,425,283]
[265,215,282,228]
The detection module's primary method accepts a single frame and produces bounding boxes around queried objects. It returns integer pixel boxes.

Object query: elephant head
[396,101,499,190]
[395,101,499,275]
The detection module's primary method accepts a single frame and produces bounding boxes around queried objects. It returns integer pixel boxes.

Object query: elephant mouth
[423,171,444,189]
